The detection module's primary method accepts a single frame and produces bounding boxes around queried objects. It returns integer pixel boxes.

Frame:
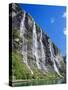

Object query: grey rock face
[10,3,65,77]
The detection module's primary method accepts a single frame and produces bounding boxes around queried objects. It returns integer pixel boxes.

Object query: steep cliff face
[10,3,66,80]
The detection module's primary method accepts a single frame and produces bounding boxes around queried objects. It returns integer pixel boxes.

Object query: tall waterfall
[20,13,63,76]
[20,13,26,38]
[40,30,47,71]
[48,39,63,77]
[20,13,33,74]
[32,21,41,69]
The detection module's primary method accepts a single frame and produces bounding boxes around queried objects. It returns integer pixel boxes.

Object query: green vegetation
[11,22,65,86]
[33,69,60,80]
[11,50,61,81]
[12,28,21,51]
[12,51,32,80]
[35,23,40,33]
[12,28,20,39]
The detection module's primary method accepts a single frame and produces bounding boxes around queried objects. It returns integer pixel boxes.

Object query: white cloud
[50,18,55,24]
[62,12,66,18]
[64,27,68,35]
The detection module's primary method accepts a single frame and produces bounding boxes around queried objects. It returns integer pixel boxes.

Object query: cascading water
[20,12,63,76]
[20,13,26,38]
[32,21,41,69]
[48,39,63,77]
[20,12,26,62]
[20,12,33,74]
[40,30,47,71]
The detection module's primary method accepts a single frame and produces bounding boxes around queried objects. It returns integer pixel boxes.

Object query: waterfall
[40,30,47,71]
[20,12,26,63]
[20,13,33,74]
[32,21,41,69]
[48,39,63,77]
[20,13,26,38]
[20,12,27,63]
[40,30,45,62]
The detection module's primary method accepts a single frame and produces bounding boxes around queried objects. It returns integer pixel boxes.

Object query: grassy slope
[12,51,61,81]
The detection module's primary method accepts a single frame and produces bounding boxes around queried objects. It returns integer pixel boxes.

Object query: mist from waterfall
[48,39,63,77]
[20,13,33,74]
[32,21,41,69]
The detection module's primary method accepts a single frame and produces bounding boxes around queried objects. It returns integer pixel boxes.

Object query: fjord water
[14,78,65,86]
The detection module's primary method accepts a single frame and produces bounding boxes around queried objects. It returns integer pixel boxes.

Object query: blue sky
[19,4,66,56]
